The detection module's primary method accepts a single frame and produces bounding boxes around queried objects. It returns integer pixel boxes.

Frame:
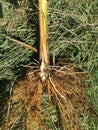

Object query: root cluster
[1,63,88,130]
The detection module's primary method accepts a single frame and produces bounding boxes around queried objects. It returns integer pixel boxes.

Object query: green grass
[0,0,98,129]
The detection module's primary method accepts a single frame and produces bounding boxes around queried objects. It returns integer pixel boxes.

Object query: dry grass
[0,0,98,130]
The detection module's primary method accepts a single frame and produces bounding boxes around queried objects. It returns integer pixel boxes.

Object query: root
[0,63,88,130]
[49,77,81,130]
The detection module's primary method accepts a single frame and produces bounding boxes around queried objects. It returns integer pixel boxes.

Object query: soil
[0,63,89,130]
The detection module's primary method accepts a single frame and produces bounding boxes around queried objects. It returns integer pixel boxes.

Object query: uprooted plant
[1,0,91,130]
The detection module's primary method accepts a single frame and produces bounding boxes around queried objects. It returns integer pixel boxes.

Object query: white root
[49,77,66,100]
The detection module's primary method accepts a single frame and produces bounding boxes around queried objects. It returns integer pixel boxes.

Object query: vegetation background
[0,0,98,129]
